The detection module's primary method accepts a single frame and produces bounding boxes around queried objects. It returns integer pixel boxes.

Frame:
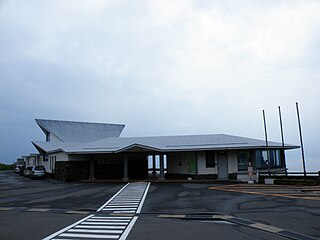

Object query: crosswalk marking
[75,225,126,229]
[43,182,150,240]
[59,233,119,239]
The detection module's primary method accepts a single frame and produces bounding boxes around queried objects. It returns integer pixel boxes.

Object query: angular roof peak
[35,119,125,142]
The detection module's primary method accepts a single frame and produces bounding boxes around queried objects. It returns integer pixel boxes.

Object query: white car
[29,165,46,179]
[14,165,23,174]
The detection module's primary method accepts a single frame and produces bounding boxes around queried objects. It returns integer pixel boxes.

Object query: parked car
[23,165,33,177]
[14,165,23,174]
[19,165,26,175]
[29,165,46,179]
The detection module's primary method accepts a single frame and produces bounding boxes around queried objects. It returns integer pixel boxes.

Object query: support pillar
[89,157,95,181]
[123,155,129,181]
[152,154,156,174]
[159,154,165,180]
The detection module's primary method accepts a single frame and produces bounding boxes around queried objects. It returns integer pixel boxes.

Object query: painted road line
[44,215,131,239]
[44,182,150,240]
[91,216,132,219]
[75,225,126,229]
[0,207,13,211]
[27,208,50,212]
[80,222,129,225]
[42,214,95,240]
[59,233,119,239]
[209,187,320,201]
[66,210,91,215]
[97,183,130,212]
[119,216,138,240]
[249,223,283,233]
[67,229,123,234]
[87,219,131,222]
[137,182,151,213]
[278,230,319,240]
[159,214,186,218]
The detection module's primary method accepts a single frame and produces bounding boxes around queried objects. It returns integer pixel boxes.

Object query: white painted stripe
[68,229,122,234]
[103,206,136,211]
[107,205,138,207]
[75,225,126,229]
[97,183,130,212]
[104,205,137,208]
[80,222,128,225]
[87,219,130,222]
[27,208,50,212]
[106,206,137,209]
[91,216,132,219]
[119,216,138,240]
[113,210,135,213]
[52,239,74,240]
[110,203,139,205]
[42,214,94,240]
[111,200,140,202]
[59,233,119,239]
[104,206,137,209]
[113,198,141,201]
[136,182,151,214]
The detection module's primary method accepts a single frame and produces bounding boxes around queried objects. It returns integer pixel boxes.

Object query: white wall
[197,151,218,174]
[42,160,50,173]
[27,157,36,166]
[227,150,238,173]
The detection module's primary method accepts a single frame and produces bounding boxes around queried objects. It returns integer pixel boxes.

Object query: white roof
[33,134,299,154]
[35,119,125,142]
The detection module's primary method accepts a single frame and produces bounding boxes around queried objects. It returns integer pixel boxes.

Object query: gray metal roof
[32,141,81,153]
[36,134,299,154]
[35,119,125,142]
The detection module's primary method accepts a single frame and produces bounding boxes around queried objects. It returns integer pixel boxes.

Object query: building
[31,119,299,181]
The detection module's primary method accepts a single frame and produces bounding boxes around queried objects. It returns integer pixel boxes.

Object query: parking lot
[0,170,319,240]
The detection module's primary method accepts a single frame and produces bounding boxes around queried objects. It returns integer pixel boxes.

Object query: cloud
[0,0,319,170]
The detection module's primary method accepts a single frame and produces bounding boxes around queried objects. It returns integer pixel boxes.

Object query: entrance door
[217,152,228,179]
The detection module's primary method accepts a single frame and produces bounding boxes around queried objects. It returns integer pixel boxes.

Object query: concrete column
[89,158,95,181]
[159,154,165,180]
[123,155,129,181]
[152,154,156,174]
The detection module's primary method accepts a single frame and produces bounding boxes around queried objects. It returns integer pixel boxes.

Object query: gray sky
[0,0,319,171]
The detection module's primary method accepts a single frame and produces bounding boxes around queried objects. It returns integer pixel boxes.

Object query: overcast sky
[0,0,319,171]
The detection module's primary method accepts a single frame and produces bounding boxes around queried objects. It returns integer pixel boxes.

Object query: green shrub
[0,163,16,170]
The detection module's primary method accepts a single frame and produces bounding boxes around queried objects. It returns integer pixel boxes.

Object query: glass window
[206,151,215,168]
[238,150,251,170]
[256,149,282,169]
[35,166,45,170]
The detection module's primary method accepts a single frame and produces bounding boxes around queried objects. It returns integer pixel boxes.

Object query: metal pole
[263,110,270,176]
[278,106,287,175]
[296,102,306,177]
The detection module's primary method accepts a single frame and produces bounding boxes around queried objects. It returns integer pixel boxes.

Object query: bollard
[256,170,260,183]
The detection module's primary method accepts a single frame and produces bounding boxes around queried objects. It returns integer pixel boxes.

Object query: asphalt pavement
[0,170,319,240]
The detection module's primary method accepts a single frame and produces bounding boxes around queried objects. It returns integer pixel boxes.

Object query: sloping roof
[32,141,81,153]
[35,119,125,142]
[40,134,299,154]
